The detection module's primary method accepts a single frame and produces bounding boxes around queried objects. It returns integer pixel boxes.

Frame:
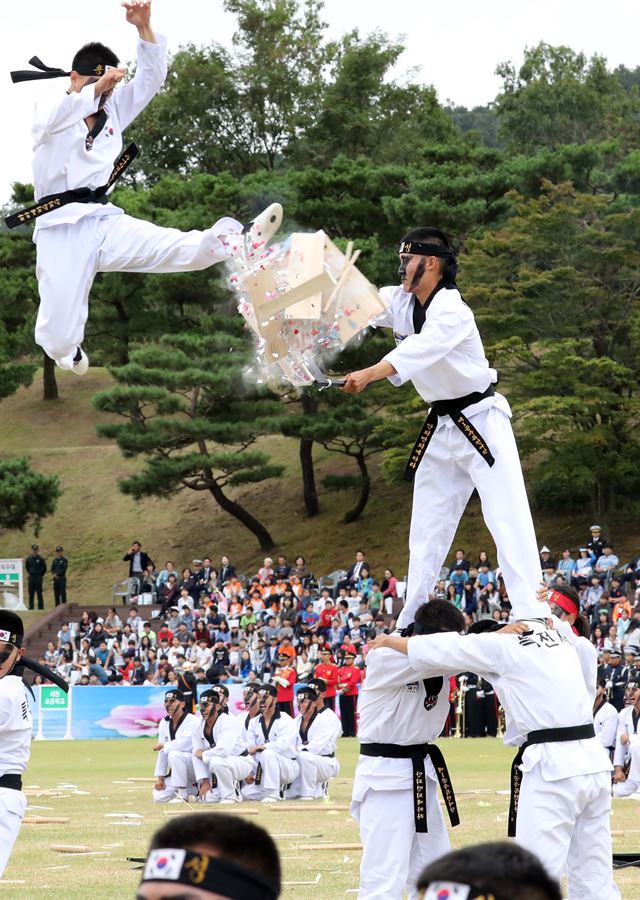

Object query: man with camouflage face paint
[193,688,253,804]
[152,688,198,802]
[288,684,341,800]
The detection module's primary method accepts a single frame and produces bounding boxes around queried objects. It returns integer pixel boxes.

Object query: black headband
[11,55,110,83]
[142,849,279,900]
[399,240,454,258]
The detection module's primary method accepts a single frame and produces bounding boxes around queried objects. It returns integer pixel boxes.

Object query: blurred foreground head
[137,812,281,899]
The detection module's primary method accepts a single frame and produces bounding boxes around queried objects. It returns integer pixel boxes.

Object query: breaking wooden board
[273,804,350,812]
[51,845,92,853]
[125,777,156,783]
[285,232,326,319]
[164,808,259,817]
[296,843,362,851]
[23,816,70,824]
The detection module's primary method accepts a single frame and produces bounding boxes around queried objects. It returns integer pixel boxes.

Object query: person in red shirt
[156,624,174,643]
[316,596,336,635]
[273,652,297,716]
[337,650,361,737]
[314,648,340,710]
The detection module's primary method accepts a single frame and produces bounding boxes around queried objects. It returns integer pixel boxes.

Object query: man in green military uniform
[50,546,68,606]
[25,544,46,610]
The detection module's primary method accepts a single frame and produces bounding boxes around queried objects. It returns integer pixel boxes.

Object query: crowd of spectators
[36,548,397,693]
[32,524,640,707]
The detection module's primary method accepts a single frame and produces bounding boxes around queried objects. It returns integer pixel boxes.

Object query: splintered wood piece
[259,272,334,320]
[51,844,92,853]
[125,777,156,783]
[296,843,362,851]
[324,249,362,321]
[164,808,259,817]
[23,816,70,824]
[245,267,279,313]
[273,804,350,812]
[284,232,326,319]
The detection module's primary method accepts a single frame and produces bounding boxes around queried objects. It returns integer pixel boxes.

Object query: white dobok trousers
[0,788,27,877]
[241,748,299,801]
[351,781,450,900]
[34,212,242,369]
[288,751,340,798]
[399,404,544,627]
[516,769,620,900]
[203,755,254,803]
[152,749,197,802]
[612,736,640,796]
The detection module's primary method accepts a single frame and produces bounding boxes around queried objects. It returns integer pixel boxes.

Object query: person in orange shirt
[273,652,297,716]
[337,650,362,737]
[314,648,340,710]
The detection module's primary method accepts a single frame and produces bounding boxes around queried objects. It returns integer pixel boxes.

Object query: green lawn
[3,737,638,899]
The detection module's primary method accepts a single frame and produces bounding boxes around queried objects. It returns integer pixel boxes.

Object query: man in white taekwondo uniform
[612,679,640,797]
[288,684,341,800]
[343,226,551,628]
[242,683,299,803]
[7,1,275,375]
[351,601,465,900]
[0,612,33,877]
[593,677,619,760]
[192,689,253,804]
[371,616,620,900]
[152,688,198,802]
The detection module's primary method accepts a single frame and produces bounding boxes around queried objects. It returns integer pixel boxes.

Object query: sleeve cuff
[138,34,168,52]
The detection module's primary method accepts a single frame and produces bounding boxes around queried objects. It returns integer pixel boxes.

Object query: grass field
[2,737,639,899]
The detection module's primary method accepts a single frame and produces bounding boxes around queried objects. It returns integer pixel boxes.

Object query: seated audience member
[257,557,275,584]
[290,555,311,583]
[416,842,561,900]
[381,568,398,603]
[138,811,281,900]
[595,545,619,583]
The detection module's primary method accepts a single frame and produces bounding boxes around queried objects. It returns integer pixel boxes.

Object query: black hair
[552,584,590,638]
[401,226,458,287]
[414,599,465,634]
[417,841,562,900]
[149,812,281,893]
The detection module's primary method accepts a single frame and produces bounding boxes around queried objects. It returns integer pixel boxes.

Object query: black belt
[302,749,335,757]
[4,143,138,229]
[508,724,595,837]
[360,742,459,833]
[0,774,22,791]
[403,384,496,481]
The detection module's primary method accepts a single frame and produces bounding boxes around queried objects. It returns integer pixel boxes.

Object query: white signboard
[0,559,25,609]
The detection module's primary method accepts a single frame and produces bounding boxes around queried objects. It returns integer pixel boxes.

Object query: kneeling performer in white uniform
[152,688,197,802]
[242,683,299,803]
[193,688,253,804]
[352,600,464,900]
[289,684,341,800]
[613,679,640,797]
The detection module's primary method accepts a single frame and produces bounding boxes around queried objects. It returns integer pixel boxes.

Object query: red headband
[549,590,579,634]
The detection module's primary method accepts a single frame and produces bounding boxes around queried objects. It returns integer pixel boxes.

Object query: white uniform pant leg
[98,214,243,275]
[166,750,195,789]
[208,755,253,801]
[290,752,339,798]
[241,748,280,799]
[34,221,99,368]
[468,406,549,618]
[399,427,474,628]
[154,748,170,778]
[566,772,620,900]
[0,789,27,877]
[355,782,450,900]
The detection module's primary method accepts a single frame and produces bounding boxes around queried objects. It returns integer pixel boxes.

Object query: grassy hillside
[1,368,638,609]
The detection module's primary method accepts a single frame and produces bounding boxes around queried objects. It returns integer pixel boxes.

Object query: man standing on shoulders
[25,544,47,611]
[343,227,552,628]
[51,546,68,606]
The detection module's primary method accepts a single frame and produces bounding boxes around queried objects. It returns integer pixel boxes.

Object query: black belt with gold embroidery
[507,723,595,837]
[403,384,496,481]
[359,742,459,833]
[4,142,138,229]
